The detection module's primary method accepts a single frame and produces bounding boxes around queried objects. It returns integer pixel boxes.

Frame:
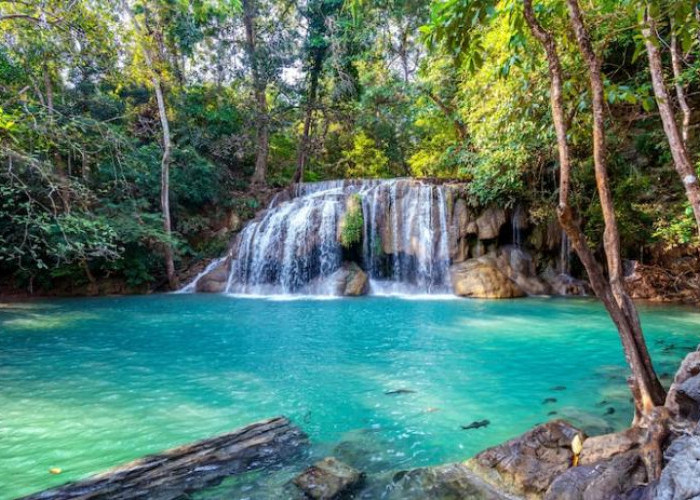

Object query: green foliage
[343,131,392,178]
[340,194,364,248]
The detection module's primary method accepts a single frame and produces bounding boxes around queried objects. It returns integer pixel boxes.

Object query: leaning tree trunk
[642,8,700,238]
[243,0,269,187]
[522,0,665,428]
[125,2,178,290]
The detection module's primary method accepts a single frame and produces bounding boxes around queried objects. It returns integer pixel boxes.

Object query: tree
[124,0,178,290]
[640,1,700,238]
[242,0,270,186]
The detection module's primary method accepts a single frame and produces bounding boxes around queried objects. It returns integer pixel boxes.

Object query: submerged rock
[385,463,510,500]
[465,420,583,499]
[451,257,525,299]
[293,457,364,500]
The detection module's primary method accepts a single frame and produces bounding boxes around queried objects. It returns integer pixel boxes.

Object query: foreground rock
[545,450,646,500]
[465,420,583,499]
[451,256,526,299]
[293,457,364,499]
[22,417,308,500]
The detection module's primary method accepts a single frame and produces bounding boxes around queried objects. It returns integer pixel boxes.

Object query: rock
[578,427,642,466]
[196,262,229,293]
[451,257,525,299]
[542,269,591,296]
[496,246,551,296]
[465,420,583,499]
[651,435,700,500]
[544,450,646,500]
[293,457,363,500]
[385,463,511,500]
[665,349,700,420]
[328,262,369,296]
[476,207,506,240]
[228,211,242,232]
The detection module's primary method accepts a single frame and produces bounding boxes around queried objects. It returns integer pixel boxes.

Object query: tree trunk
[243,0,269,187]
[125,1,178,290]
[293,54,322,185]
[670,31,691,145]
[523,0,665,426]
[642,9,700,238]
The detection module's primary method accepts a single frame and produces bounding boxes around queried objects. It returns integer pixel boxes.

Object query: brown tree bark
[292,59,321,185]
[642,8,700,238]
[522,0,665,425]
[125,1,178,290]
[243,0,269,187]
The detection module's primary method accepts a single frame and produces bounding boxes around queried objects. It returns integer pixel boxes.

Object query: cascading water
[219,179,452,296]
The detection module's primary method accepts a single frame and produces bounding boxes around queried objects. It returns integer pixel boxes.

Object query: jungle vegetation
[0,0,698,296]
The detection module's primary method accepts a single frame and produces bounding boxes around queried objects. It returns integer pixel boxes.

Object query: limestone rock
[496,246,551,296]
[476,207,506,240]
[578,427,642,466]
[542,269,591,296]
[329,262,369,296]
[196,263,229,293]
[451,257,525,299]
[465,420,583,498]
[665,349,700,420]
[385,463,510,500]
[293,457,363,500]
[544,450,646,500]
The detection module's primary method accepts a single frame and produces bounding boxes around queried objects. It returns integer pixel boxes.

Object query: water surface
[0,295,698,498]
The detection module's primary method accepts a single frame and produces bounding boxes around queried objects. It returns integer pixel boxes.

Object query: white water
[185,179,454,296]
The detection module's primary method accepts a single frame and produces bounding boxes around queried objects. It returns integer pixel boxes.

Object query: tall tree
[640,2,700,237]
[242,0,269,186]
[124,0,178,290]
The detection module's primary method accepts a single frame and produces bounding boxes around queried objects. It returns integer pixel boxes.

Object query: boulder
[542,269,591,296]
[665,349,700,421]
[578,427,642,466]
[653,435,700,500]
[385,463,510,500]
[195,264,229,293]
[544,450,646,500]
[465,420,583,499]
[496,247,551,296]
[476,207,506,240]
[451,257,525,299]
[329,262,369,296]
[293,457,364,500]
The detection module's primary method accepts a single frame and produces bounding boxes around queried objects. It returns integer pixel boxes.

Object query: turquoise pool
[0,295,698,498]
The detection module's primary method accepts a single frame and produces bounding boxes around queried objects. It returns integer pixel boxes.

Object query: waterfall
[559,230,571,275]
[209,179,452,296]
